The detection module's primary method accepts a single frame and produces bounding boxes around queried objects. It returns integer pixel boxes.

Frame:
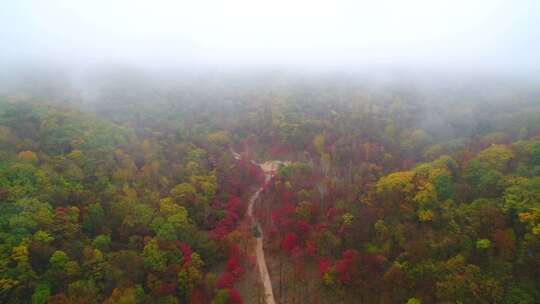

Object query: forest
[0,71,540,304]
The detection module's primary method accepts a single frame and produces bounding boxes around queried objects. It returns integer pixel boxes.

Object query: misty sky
[1,0,539,71]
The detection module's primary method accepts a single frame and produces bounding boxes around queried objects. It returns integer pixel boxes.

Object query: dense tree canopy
[0,74,539,303]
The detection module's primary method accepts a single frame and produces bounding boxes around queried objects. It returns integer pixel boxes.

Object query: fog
[1,0,539,73]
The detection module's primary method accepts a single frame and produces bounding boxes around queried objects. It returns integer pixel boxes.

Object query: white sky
[1,0,539,70]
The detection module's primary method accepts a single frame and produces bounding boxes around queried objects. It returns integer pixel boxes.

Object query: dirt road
[232,149,285,304]
[247,177,275,304]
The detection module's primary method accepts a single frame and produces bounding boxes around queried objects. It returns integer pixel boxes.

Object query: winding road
[231,149,283,304]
